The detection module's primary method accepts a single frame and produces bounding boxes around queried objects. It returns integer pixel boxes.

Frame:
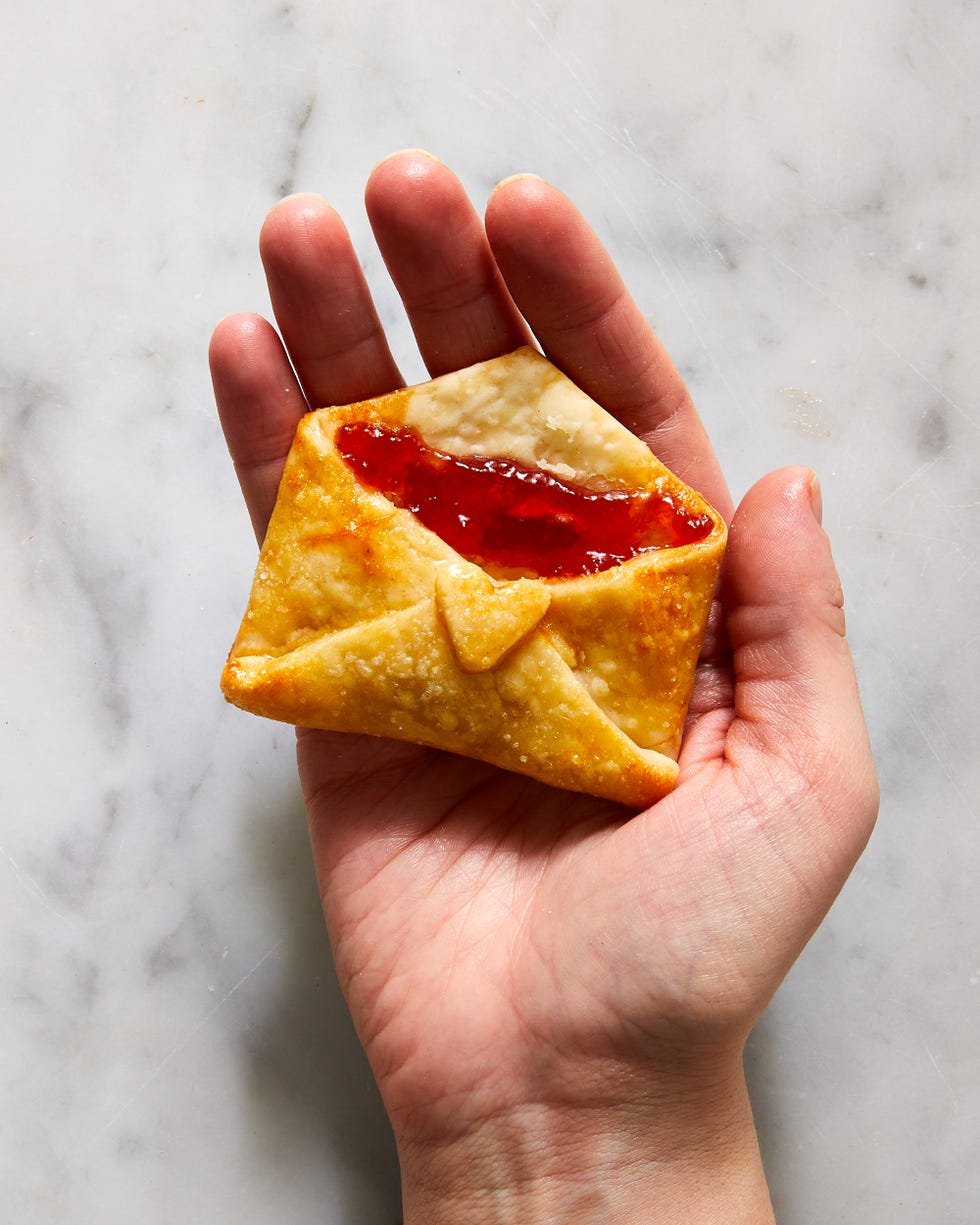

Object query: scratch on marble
[474,84,757,429]
[925,1044,959,1114]
[876,455,943,506]
[86,939,283,1148]
[605,189,755,428]
[850,527,975,589]
[510,0,601,108]
[898,685,973,818]
[861,330,977,435]
[911,11,971,85]
[737,234,975,435]
[592,133,978,437]
[0,841,76,928]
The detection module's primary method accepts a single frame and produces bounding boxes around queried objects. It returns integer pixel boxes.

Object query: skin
[210,150,879,1223]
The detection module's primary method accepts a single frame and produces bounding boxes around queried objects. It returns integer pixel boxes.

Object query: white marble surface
[2,1,978,1220]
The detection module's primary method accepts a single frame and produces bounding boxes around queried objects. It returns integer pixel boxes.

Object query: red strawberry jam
[336,421,712,579]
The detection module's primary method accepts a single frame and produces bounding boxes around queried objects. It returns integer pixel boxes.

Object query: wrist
[396,1060,774,1225]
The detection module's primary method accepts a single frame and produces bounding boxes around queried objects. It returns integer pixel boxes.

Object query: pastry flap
[434,565,551,672]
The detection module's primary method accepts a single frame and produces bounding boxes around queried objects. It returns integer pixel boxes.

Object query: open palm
[211,152,877,1219]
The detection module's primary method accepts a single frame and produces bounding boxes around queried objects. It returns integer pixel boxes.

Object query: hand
[210,151,878,1224]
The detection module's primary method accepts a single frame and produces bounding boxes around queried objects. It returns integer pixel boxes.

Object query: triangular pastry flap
[229,413,459,658]
[222,348,726,807]
[545,546,720,757]
[434,565,551,672]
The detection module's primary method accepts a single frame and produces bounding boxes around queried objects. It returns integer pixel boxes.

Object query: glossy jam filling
[336,421,712,578]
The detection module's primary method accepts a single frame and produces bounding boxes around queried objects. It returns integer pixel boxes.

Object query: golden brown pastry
[221,348,726,808]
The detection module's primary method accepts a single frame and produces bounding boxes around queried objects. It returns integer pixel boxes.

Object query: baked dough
[221,348,726,808]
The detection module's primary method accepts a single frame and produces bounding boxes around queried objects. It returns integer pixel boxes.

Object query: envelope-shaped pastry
[222,348,726,808]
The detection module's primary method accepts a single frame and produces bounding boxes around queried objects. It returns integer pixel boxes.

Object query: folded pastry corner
[221,347,726,809]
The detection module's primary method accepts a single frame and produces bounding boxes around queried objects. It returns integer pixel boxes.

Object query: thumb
[722,467,878,852]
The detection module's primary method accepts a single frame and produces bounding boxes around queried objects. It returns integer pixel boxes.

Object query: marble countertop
[2,1,977,1221]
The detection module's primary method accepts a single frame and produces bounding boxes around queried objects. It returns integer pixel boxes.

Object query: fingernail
[492,172,548,192]
[370,148,438,176]
[808,471,823,524]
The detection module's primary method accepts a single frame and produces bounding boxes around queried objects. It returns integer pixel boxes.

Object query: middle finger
[365,150,533,376]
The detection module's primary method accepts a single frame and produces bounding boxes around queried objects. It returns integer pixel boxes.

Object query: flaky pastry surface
[222,348,726,808]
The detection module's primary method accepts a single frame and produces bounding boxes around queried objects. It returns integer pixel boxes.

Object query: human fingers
[209,312,306,541]
[259,193,402,406]
[722,468,879,886]
[485,175,731,516]
[365,151,533,376]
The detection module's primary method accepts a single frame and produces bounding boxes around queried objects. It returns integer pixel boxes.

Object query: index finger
[485,175,732,517]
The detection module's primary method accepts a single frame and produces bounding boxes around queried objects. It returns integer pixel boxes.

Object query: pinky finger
[209,313,307,542]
